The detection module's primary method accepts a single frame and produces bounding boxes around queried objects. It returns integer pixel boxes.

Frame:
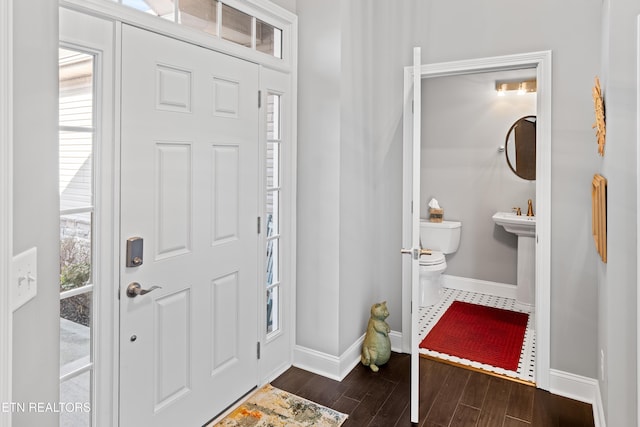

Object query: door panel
[410,47,422,425]
[119,25,259,427]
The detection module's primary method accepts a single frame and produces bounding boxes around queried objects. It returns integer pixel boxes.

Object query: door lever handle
[400,248,432,259]
[126,282,162,298]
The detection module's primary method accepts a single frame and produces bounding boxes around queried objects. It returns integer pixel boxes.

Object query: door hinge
[257,342,261,359]
[257,216,261,234]
[258,90,262,108]
[412,99,414,114]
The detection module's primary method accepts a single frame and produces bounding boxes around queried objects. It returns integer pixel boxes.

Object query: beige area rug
[212,384,348,427]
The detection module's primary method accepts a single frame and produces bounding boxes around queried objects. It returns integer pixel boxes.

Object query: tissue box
[429,208,443,223]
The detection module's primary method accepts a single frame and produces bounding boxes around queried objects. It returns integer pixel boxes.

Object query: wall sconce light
[496,79,537,96]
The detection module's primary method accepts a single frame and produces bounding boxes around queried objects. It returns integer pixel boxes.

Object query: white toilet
[419,219,462,306]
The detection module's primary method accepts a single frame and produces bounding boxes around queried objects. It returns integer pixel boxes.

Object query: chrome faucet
[512,207,522,216]
[527,199,534,217]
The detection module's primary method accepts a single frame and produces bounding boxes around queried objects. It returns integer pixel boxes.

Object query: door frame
[59,1,297,425]
[637,13,640,427]
[0,1,13,426]
[401,50,552,390]
[60,7,119,425]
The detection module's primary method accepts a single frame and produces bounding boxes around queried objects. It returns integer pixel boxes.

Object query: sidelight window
[58,47,96,427]
[266,93,282,336]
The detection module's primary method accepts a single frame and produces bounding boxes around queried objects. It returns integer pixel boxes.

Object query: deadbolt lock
[126,237,143,267]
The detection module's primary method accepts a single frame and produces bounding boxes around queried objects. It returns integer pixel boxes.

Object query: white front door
[119,25,260,427]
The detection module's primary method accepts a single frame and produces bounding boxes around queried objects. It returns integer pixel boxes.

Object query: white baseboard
[389,331,403,353]
[293,335,364,381]
[443,275,517,300]
[549,369,605,427]
[262,361,294,386]
[293,345,343,381]
[293,330,404,381]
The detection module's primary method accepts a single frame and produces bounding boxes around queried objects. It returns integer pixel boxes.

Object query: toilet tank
[419,220,462,254]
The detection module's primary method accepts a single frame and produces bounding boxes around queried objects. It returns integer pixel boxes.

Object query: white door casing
[637,13,640,427]
[0,1,12,426]
[401,51,552,390]
[119,25,260,427]
[59,7,117,426]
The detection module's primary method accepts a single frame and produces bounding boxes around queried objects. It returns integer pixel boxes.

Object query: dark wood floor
[271,353,595,427]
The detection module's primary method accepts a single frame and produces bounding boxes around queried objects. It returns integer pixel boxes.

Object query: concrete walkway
[60,318,91,427]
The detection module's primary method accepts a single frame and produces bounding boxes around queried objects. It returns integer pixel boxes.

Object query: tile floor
[417,287,536,383]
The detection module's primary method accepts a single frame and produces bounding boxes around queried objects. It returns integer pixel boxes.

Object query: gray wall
[599,0,640,425]
[269,0,296,14]
[421,71,536,284]
[297,0,603,386]
[297,0,437,358]
[411,5,602,383]
[377,0,603,380]
[296,0,378,357]
[338,2,377,354]
[296,0,343,356]
[12,0,60,426]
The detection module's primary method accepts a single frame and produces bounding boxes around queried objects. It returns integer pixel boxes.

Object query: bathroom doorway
[401,51,552,392]
[420,69,536,383]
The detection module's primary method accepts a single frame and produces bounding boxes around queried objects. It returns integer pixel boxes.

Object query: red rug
[419,301,529,371]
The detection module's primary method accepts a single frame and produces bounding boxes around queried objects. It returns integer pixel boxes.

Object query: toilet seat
[419,250,445,266]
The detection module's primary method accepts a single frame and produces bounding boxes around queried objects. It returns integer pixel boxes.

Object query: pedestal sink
[492,212,536,307]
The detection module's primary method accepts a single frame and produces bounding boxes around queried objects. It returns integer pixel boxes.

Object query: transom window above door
[110,0,283,58]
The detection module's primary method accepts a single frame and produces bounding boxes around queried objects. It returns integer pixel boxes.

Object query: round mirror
[505,115,536,180]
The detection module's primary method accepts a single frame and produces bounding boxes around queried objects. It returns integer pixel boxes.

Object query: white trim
[401,50,552,390]
[111,21,123,427]
[389,330,403,353]
[293,331,403,382]
[534,51,553,391]
[636,13,640,427]
[288,13,298,390]
[59,8,119,426]
[549,369,605,427]
[293,344,353,382]
[0,0,12,425]
[442,275,517,300]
